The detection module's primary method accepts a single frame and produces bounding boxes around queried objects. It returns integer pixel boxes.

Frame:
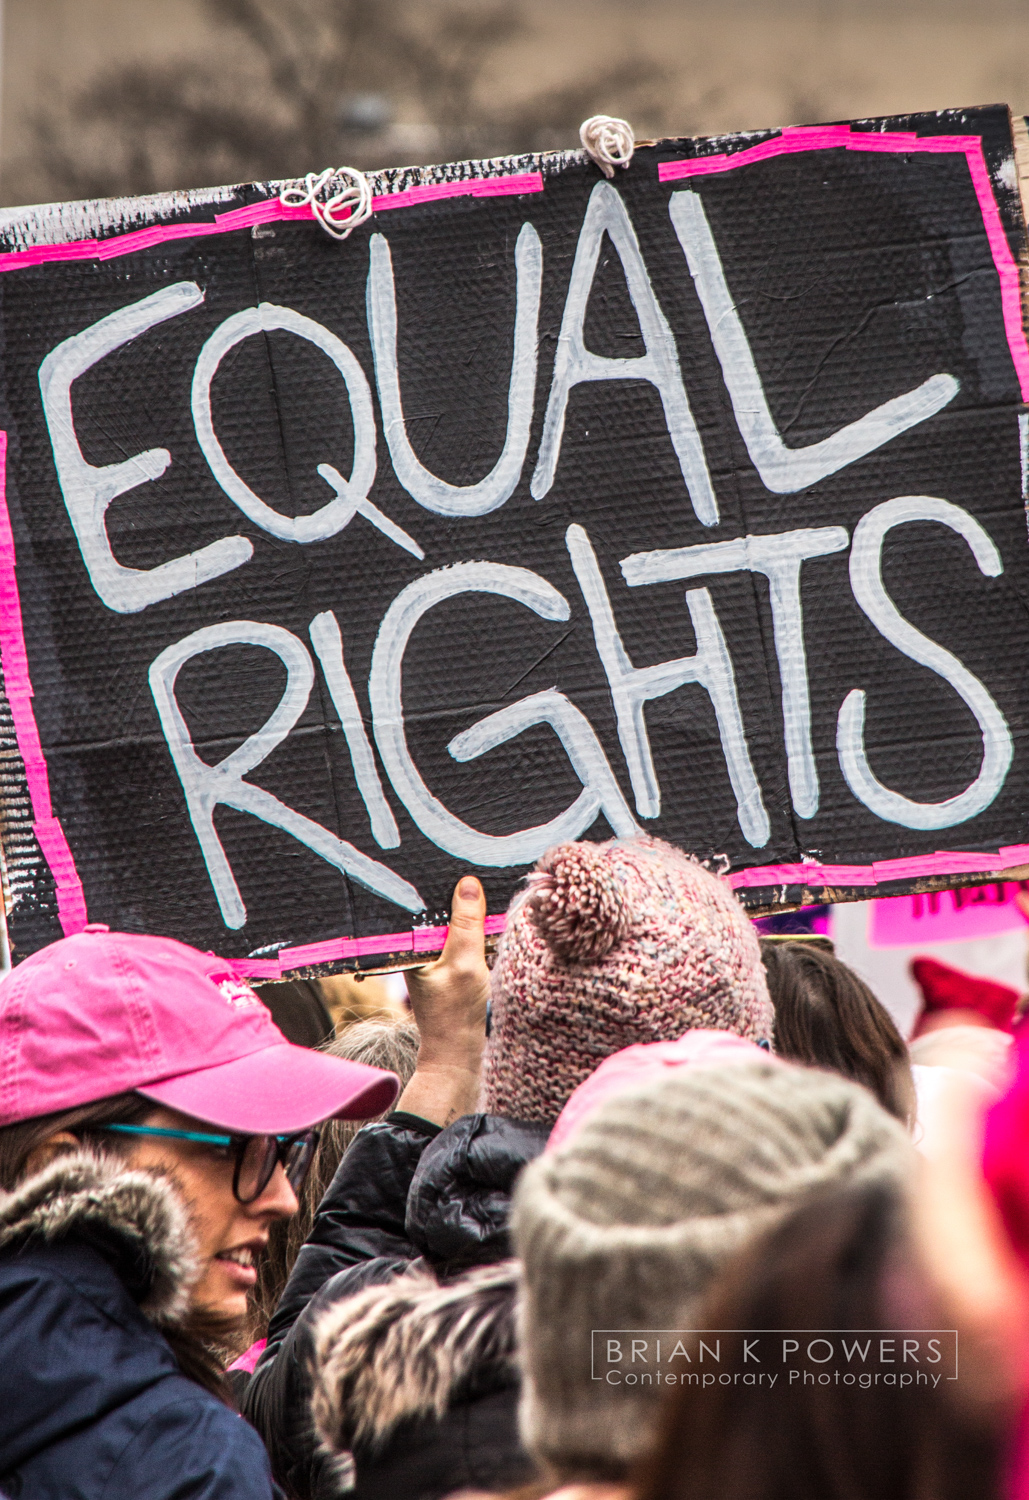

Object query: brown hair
[634,1182,1001,1500]
[247,1017,420,1340]
[0,1091,150,1191]
[0,1092,236,1400]
[761,940,916,1127]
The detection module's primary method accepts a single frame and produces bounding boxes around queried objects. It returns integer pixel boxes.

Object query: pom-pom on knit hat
[483,836,774,1124]
[511,1060,913,1478]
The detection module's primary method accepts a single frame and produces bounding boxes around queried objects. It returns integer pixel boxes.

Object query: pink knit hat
[547,1029,770,1152]
[483,836,774,1123]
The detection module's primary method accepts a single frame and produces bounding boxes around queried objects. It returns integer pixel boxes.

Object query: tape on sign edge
[729,845,1029,891]
[0,170,546,276]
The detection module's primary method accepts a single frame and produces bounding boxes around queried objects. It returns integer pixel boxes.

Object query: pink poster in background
[870,884,1029,948]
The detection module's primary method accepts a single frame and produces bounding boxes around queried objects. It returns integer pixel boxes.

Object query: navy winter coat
[0,1153,277,1500]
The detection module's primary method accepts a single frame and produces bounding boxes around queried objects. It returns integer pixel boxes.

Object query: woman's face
[125,1105,299,1319]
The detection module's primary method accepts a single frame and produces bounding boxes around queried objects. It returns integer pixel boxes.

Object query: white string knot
[579,115,635,179]
[279,165,373,241]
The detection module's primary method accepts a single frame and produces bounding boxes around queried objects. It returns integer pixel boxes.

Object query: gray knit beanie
[510,1059,913,1479]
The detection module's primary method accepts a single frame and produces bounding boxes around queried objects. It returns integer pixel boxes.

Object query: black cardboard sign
[2,105,1029,969]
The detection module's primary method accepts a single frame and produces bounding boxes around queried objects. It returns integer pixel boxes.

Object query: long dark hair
[0,1090,151,1189]
[0,1092,235,1401]
[761,941,916,1127]
[634,1182,1001,1500]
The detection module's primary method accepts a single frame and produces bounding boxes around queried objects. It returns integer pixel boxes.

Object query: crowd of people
[0,834,1027,1499]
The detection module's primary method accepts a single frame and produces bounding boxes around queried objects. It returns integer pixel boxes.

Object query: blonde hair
[248,1018,420,1338]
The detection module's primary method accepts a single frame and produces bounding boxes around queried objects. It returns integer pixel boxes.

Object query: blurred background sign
[833,894,1029,1036]
[869,882,1029,947]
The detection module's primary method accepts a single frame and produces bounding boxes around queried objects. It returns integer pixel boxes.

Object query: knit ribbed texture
[483,837,774,1124]
[511,1060,913,1476]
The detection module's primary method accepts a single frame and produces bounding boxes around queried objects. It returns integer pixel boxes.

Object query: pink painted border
[233,913,510,979]
[0,170,545,276]
[0,431,88,934]
[659,123,1029,400]
[728,844,1029,893]
[0,135,1026,959]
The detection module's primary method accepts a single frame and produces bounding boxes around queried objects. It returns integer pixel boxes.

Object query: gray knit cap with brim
[510,1059,914,1479]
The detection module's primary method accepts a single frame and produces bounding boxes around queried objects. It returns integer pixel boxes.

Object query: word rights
[4,104,1029,958]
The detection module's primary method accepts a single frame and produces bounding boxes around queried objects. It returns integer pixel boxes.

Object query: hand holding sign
[398,876,490,1127]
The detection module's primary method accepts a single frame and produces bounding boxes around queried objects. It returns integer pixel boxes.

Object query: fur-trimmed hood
[312,1260,519,1456]
[0,1153,274,1495]
[0,1151,197,1323]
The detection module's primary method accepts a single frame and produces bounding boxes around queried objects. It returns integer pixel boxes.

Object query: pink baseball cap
[0,926,400,1133]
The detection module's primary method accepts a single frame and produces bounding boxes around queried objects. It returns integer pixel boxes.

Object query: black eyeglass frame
[100,1123,321,1204]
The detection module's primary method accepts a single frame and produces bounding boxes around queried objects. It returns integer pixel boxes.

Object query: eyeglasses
[100,1123,320,1204]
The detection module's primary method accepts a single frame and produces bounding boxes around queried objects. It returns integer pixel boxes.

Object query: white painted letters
[621,527,849,818]
[837,496,1012,829]
[368,223,542,516]
[46,183,1017,926]
[532,182,717,526]
[192,302,418,549]
[39,282,253,613]
[308,609,401,849]
[368,560,639,864]
[668,190,959,493]
[569,524,769,846]
[149,620,424,927]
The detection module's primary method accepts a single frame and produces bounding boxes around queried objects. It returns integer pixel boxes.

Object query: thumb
[439,875,486,962]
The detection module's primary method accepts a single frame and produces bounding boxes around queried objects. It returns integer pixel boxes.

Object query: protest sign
[1,103,1029,970]
[870,882,1029,947]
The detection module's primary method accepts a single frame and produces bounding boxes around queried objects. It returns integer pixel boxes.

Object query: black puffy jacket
[243,1111,547,1500]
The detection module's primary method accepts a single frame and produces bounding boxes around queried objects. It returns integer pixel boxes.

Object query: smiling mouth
[216,1245,259,1269]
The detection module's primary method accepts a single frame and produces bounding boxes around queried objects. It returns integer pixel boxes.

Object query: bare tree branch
[4,0,666,206]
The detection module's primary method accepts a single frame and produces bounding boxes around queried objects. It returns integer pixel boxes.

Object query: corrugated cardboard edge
[1012,113,1029,353]
[0,148,580,254]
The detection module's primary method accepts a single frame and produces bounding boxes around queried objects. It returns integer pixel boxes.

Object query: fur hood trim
[312,1259,519,1454]
[0,1152,198,1323]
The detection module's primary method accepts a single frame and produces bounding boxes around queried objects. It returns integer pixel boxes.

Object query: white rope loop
[279,165,374,241]
[579,115,636,179]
